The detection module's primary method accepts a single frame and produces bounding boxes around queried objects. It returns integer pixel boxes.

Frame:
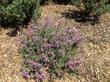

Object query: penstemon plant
[19,17,82,82]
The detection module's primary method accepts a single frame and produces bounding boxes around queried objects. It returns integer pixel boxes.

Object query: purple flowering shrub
[19,17,82,82]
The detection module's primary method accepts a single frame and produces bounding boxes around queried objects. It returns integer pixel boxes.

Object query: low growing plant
[19,18,82,82]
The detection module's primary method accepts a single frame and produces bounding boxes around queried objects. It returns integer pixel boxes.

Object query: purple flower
[32,36,40,41]
[74,59,81,66]
[67,60,76,70]
[30,61,42,69]
[41,55,49,62]
[42,17,52,27]
[41,43,53,51]
[20,70,29,79]
[26,27,34,37]
[72,35,82,44]
[64,28,82,45]
[35,71,44,81]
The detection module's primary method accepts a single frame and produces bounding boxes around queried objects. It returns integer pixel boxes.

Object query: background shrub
[40,0,71,5]
[71,0,110,15]
[40,0,53,5]
[19,18,82,81]
[0,0,40,27]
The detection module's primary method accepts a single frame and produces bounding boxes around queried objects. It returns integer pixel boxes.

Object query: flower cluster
[19,17,82,82]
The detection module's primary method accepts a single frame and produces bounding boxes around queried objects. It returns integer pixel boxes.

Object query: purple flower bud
[20,70,29,79]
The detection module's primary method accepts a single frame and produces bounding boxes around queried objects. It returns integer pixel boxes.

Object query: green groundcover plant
[0,0,40,27]
[18,17,83,82]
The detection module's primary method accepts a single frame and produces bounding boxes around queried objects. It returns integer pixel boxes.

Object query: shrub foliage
[0,0,40,26]
[71,0,110,14]
[19,18,82,81]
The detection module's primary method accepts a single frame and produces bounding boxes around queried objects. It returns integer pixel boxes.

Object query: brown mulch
[0,4,110,82]
[0,28,27,82]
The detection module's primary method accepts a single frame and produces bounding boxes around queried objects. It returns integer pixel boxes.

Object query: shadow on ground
[0,16,30,37]
[62,10,100,25]
[0,25,21,37]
